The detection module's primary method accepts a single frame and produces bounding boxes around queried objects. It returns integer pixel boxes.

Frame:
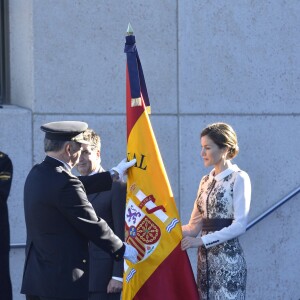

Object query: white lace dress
[183,165,251,300]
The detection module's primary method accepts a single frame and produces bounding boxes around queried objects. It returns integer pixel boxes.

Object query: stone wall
[3,1,299,299]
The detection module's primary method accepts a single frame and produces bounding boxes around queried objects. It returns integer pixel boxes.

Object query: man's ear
[65,143,71,155]
[96,149,101,159]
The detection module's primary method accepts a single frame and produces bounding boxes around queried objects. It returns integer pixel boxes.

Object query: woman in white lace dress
[181,123,251,300]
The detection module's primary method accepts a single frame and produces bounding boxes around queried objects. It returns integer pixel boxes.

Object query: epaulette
[0,152,12,181]
[0,172,11,181]
[56,166,77,179]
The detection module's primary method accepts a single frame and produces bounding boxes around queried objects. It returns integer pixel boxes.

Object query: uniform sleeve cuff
[112,243,125,261]
[112,276,123,282]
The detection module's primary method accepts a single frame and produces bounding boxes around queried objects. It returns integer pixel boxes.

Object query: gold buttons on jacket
[82,259,86,263]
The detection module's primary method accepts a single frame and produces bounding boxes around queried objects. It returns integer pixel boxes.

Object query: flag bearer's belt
[201,218,233,231]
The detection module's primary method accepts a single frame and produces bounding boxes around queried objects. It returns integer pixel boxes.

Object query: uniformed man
[21,121,137,300]
[0,151,13,300]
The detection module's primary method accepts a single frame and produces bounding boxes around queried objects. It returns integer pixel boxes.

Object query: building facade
[1,1,299,299]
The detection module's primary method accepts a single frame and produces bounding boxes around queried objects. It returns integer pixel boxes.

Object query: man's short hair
[44,138,67,152]
[83,129,101,151]
[44,139,81,153]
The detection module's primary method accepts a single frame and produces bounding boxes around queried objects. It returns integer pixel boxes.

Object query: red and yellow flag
[123,24,198,300]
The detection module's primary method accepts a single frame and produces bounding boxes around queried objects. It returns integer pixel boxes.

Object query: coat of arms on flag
[125,183,180,265]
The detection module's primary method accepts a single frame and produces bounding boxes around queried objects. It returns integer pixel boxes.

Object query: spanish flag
[123,24,198,300]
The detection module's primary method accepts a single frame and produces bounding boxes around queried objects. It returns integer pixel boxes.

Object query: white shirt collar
[209,164,240,181]
[47,155,72,171]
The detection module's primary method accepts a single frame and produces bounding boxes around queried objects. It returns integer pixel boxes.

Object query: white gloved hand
[112,158,136,181]
[124,243,138,264]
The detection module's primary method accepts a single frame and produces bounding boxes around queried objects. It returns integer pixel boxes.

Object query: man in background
[77,129,126,300]
[0,151,13,300]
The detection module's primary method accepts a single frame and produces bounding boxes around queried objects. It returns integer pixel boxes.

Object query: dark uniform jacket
[0,151,13,300]
[21,156,124,299]
[88,176,126,295]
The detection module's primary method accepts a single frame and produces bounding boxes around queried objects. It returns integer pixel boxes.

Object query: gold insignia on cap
[71,133,83,142]
[71,133,89,144]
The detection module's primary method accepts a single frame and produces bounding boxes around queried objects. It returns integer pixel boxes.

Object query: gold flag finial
[127,23,134,35]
